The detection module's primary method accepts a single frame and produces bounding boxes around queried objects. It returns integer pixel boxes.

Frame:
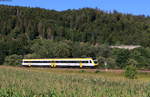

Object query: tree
[127,59,138,66]
[31,39,56,58]
[53,42,71,58]
[96,44,112,58]
[106,58,117,69]
[30,39,71,58]
[0,40,7,65]
[4,54,22,66]
[115,49,130,68]
[124,65,137,79]
[96,56,105,68]
[124,59,137,79]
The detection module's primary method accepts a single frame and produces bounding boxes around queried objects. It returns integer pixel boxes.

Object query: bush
[96,56,105,68]
[106,58,117,69]
[124,65,137,79]
[94,70,100,73]
[24,53,40,58]
[3,54,22,66]
[79,70,85,73]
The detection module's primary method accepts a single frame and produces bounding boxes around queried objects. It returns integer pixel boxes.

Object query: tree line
[2,39,150,69]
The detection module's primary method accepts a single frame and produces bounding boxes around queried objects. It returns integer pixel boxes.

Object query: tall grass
[0,67,150,97]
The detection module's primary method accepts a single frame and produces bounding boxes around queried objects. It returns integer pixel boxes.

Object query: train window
[23,61,51,63]
[23,60,91,63]
[56,61,80,63]
[89,60,92,63]
[81,61,89,63]
[23,61,31,63]
[94,60,98,64]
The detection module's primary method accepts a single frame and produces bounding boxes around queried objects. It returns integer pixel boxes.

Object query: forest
[0,5,150,69]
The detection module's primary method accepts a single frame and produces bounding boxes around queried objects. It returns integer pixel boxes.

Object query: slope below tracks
[0,65,150,73]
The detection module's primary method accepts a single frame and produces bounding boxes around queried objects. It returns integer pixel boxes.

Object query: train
[22,58,98,68]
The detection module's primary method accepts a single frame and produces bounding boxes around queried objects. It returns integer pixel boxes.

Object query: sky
[0,0,150,16]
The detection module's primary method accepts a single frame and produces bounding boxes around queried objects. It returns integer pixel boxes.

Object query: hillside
[0,5,150,68]
[0,5,150,46]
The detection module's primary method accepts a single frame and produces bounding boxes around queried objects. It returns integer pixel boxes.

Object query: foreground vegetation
[0,66,150,97]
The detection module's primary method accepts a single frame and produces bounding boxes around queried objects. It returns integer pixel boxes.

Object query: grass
[0,66,150,97]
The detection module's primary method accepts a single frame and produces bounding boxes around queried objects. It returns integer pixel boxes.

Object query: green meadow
[0,66,150,97]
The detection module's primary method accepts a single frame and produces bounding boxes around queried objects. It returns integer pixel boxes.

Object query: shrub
[79,70,85,73]
[106,58,117,69]
[124,65,137,79]
[24,53,40,58]
[96,56,105,68]
[3,54,22,66]
[94,70,100,73]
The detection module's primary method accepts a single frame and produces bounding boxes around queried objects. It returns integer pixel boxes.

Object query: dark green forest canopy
[0,5,150,46]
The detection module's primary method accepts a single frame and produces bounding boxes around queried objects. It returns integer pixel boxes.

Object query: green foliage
[96,44,112,58]
[97,56,117,69]
[53,42,71,58]
[3,54,22,66]
[0,40,7,65]
[124,59,138,79]
[31,39,56,58]
[0,67,150,97]
[0,5,150,46]
[115,49,130,68]
[94,70,100,73]
[72,42,96,58]
[127,59,138,66]
[106,57,117,69]
[79,70,85,73]
[24,53,40,59]
[124,65,137,79]
[130,48,150,69]
[97,56,105,64]
[0,5,150,68]
[30,39,71,58]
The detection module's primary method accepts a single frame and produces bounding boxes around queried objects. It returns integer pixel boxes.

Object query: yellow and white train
[22,58,97,68]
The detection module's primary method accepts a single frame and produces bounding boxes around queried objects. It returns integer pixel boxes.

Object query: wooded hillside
[0,5,150,68]
[0,5,150,46]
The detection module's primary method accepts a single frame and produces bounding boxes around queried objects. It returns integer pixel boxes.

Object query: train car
[22,58,98,68]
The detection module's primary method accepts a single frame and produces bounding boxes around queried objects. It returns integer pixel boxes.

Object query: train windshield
[93,60,98,64]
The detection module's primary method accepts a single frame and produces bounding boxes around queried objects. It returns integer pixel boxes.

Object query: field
[0,66,150,97]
